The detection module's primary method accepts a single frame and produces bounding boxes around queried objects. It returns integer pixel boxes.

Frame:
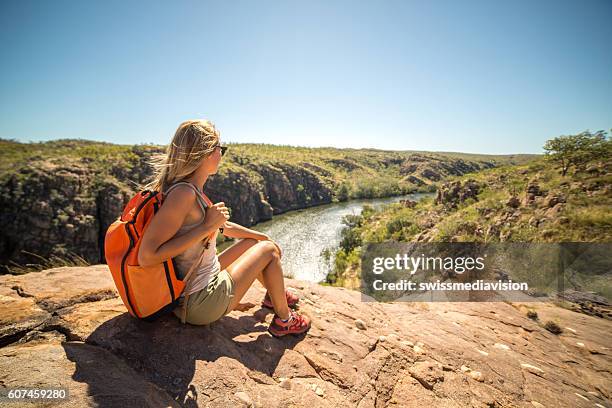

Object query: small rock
[279,379,292,390]
[354,319,367,330]
[565,327,576,333]
[408,361,444,390]
[531,402,545,408]
[476,349,489,356]
[460,365,472,373]
[506,196,521,208]
[413,345,424,354]
[401,340,414,347]
[235,391,253,407]
[315,386,325,397]
[494,343,510,351]
[576,342,585,347]
[378,335,386,342]
[521,363,544,375]
[469,371,484,382]
[574,393,589,401]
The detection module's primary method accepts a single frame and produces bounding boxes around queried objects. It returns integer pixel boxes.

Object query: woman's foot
[262,289,299,309]
[268,310,311,337]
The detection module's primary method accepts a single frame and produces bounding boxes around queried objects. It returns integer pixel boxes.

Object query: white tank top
[166,183,221,297]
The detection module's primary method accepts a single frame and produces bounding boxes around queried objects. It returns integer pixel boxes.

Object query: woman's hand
[203,202,230,231]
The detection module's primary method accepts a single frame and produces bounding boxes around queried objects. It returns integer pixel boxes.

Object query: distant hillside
[0,138,534,274]
[326,156,611,298]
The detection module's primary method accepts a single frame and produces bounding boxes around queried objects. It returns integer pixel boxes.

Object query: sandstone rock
[408,361,444,390]
[521,363,544,376]
[354,319,367,330]
[1,265,611,407]
[526,182,543,196]
[235,391,253,406]
[544,193,566,208]
[435,179,481,209]
[523,193,536,206]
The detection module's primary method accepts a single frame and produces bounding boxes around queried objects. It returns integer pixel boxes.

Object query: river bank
[219,192,433,282]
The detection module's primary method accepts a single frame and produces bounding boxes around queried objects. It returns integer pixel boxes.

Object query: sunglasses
[213,143,228,156]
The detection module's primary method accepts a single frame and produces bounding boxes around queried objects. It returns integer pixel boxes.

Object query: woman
[137,119,311,337]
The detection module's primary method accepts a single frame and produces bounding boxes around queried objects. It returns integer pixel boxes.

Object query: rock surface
[1,265,611,407]
[435,179,482,209]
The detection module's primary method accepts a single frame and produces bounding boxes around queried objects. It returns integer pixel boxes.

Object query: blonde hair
[142,119,221,193]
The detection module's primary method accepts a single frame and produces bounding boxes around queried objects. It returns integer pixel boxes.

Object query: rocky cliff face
[1,142,512,273]
[0,152,336,272]
[400,154,495,187]
[1,265,610,407]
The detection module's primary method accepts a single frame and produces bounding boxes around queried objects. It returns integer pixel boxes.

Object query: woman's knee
[256,240,278,256]
[260,239,282,257]
[251,241,279,266]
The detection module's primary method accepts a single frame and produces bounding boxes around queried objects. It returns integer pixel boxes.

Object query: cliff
[0,264,610,407]
[0,139,533,273]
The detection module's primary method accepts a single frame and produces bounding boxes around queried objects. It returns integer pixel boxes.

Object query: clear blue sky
[0,0,610,154]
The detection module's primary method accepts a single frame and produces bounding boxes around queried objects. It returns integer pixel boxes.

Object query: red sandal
[268,310,311,337]
[262,289,299,309]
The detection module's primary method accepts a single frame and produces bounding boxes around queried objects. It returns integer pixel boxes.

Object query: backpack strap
[177,244,208,324]
[164,181,214,324]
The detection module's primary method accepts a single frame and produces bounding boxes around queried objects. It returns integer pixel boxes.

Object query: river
[219,193,432,283]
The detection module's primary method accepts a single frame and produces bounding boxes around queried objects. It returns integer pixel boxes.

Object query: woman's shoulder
[164,184,198,204]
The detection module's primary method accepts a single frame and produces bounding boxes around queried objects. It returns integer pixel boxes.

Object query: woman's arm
[221,221,267,240]
[137,186,222,267]
[222,221,282,257]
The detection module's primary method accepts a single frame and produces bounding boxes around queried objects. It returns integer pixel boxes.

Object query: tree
[336,182,350,202]
[543,130,610,176]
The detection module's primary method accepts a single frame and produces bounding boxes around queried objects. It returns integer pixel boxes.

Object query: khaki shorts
[173,269,235,325]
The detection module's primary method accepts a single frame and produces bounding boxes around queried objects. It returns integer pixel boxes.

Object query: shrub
[544,320,563,334]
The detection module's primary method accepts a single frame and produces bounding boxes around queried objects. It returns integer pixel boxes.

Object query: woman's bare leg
[225,240,289,319]
[218,238,266,287]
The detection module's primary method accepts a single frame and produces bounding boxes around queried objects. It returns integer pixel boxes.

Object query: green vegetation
[327,130,611,295]
[544,130,611,176]
[544,320,563,335]
[0,137,536,275]
[5,250,90,274]
[0,138,534,201]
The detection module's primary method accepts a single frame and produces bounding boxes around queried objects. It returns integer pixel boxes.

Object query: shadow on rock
[63,307,305,407]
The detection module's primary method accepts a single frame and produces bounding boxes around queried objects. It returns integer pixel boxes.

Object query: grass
[326,155,612,296]
[6,250,90,275]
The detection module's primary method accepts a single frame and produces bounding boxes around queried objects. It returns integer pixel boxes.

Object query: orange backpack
[104,182,214,321]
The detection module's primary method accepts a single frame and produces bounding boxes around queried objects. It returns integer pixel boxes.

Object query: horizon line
[0,136,544,157]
